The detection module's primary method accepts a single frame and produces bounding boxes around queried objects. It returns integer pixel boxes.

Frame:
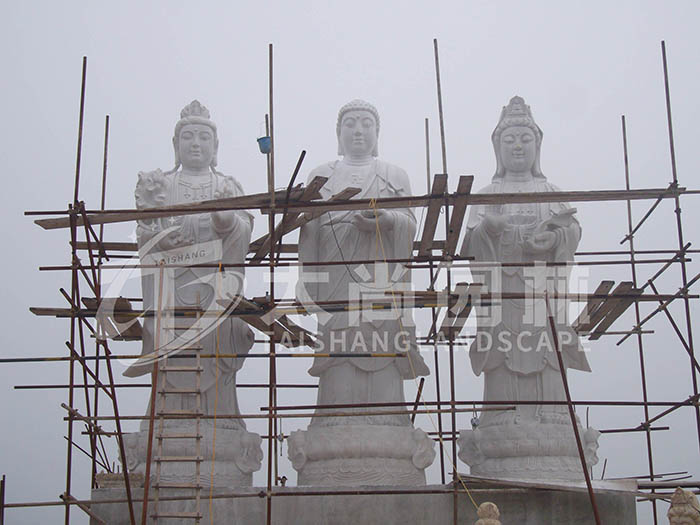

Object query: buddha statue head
[336,99,381,158]
[171,100,219,172]
[491,96,544,180]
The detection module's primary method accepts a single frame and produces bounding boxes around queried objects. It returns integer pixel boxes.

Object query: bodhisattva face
[179,124,216,170]
[339,110,377,158]
[499,125,536,174]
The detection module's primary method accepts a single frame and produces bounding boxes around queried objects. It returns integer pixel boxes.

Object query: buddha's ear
[337,137,344,156]
[172,135,180,165]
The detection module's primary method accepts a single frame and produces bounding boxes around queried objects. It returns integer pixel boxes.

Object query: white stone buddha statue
[288,99,435,486]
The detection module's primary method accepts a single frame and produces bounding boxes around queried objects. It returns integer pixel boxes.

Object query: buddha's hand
[352,209,393,232]
[523,231,558,254]
[481,213,507,236]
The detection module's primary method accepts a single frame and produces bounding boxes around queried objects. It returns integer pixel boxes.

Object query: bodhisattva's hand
[212,210,236,230]
[523,231,557,254]
[159,228,191,249]
[212,182,237,230]
[352,209,393,232]
[482,213,507,236]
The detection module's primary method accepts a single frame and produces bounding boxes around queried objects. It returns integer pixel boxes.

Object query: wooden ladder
[151,307,204,523]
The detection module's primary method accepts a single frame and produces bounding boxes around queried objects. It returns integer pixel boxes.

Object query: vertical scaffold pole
[661,40,700,454]
[433,37,459,525]
[265,42,278,525]
[65,55,87,525]
[425,118,446,484]
[621,115,658,524]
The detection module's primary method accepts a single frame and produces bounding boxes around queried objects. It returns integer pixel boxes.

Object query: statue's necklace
[178,172,213,202]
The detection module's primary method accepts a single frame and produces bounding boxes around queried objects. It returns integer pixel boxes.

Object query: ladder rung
[151,512,202,519]
[159,366,204,372]
[154,482,203,489]
[155,455,204,462]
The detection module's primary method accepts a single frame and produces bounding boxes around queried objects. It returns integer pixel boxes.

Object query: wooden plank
[239,315,297,348]
[443,176,473,256]
[74,241,138,252]
[33,186,688,231]
[277,315,318,348]
[437,282,468,338]
[250,176,328,260]
[268,186,690,214]
[573,281,615,331]
[575,282,633,333]
[588,289,642,340]
[451,283,479,335]
[83,297,142,340]
[249,186,361,258]
[34,185,310,230]
[418,174,448,256]
[437,282,476,338]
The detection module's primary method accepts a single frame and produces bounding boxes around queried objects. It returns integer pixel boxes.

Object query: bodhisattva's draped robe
[129,170,254,431]
[297,159,429,427]
[460,175,589,426]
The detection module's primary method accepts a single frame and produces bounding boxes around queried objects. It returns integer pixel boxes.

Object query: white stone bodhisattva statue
[123,100,262,486]
[457,96,599,480]
[288,99,435,485]
[668,488,700,525]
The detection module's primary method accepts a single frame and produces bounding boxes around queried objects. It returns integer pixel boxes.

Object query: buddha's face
[178,124,216,169]
[339,110,377,157]
[499,125,537,174]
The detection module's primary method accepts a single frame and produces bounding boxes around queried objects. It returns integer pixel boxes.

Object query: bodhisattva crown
[180,100,211,120]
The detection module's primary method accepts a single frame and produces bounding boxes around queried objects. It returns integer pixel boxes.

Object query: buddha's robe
[297,159,429,426]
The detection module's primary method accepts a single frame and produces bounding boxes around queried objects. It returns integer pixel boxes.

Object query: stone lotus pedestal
[124,425,263,487]
[288,425,435,486]
[458,419,600,481]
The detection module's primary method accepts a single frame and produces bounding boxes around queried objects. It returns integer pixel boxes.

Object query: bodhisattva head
[172,100,219,172]
[491,96,544,179]
[336,99,380,158]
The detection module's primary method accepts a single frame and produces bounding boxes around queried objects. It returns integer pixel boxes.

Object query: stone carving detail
[289,99,435,485]
[668,488,700,525]
[457,96,599,480]
[123,100,262,486]
[475,502,501,525]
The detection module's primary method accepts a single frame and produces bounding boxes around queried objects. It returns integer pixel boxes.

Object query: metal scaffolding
[3,39,700,525]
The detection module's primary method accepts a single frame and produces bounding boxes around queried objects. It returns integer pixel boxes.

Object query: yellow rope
[368,198,479,511]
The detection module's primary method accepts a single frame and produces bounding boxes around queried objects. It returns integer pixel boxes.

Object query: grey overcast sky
[1,1,699,523]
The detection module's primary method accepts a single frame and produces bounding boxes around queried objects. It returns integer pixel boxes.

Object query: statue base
[123,426,263,487]
[287,424,435,486]
[88,481,637,524]
[457,421,600,480]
